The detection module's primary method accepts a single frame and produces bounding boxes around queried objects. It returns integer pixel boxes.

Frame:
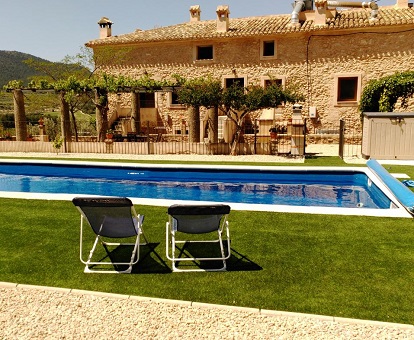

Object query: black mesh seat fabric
[73,197,147,274]
[168,204,231,234]
[168,205,231,215]
[73,197,138,238]
[166,204,231,272]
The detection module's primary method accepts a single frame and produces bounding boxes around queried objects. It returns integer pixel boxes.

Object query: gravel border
[1,282,413,339]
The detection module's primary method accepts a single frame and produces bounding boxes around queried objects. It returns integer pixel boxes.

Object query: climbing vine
[359,71,414,113]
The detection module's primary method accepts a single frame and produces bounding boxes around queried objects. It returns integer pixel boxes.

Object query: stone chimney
[98,17,113,39]
[314,0,328,27]
[216,5,230,32]
[190,5,201,22]
[396,0,409,8]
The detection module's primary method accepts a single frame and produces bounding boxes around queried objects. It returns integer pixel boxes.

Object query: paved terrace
[0,144,356,163]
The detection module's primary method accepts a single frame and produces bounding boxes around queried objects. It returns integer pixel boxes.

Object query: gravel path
[1,283,413,339]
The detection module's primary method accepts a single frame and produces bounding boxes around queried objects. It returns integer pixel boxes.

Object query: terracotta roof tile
[86,7,414,47]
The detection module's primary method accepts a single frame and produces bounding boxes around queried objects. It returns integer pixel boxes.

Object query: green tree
[25,55,93,144]
[126,74,163,135]
[359,71,414,113]
[177,76,302,154]
[3,80,27,141]
[91,73,121,141]
[177,76,222,143]
[54,76,92,141]
[12,88,27,141]
[51,47,157,141]
[102,73,164,138]
[221,82,302,155]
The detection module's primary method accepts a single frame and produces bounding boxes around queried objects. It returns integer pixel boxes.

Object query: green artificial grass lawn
[0,156,413,324]
[0,198,413,324]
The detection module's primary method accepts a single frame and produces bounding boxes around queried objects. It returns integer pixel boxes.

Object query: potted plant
[51,136,63,154]
[105,129,114,139]
[269,127,278,140]
[270,124,288,139]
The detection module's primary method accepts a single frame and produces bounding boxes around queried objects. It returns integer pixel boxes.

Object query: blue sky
[0,0,398,62]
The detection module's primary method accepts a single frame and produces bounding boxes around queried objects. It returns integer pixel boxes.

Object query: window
[167,91,185,108]
[260,39,277,59]
[139,93,155,108]
[263,41,275,57]
[194,45,214,62]
[261,76,286,89]
[337,77,358,101]
[264,79,283,88]
[196,45,213,60]
[261,76,287,107]
[171,92,180,105]
[334,74,361,106]
[173,120,188,135]
[224,77,245,88]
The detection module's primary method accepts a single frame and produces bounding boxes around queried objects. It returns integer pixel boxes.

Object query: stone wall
[101,28,414,134]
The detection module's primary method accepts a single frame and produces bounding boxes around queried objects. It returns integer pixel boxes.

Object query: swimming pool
[0,159,411,218]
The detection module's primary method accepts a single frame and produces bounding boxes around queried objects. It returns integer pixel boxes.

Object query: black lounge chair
[73,197,148,273]
[166,204,231,272]
[113,133,123,142]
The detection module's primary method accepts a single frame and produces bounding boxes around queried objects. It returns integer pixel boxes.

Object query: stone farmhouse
[86,0,414,140]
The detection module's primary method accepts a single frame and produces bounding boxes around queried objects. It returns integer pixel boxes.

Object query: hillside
[0,50,53,87]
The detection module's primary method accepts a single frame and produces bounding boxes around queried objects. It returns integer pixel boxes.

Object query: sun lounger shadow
[169,243,262,272]
[169,241,229,271]
[131,242,171,274]
[226,248,262,272]
[88,242,170,274]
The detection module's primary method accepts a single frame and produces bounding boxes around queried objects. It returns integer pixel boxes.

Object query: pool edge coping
[0,159,412,218]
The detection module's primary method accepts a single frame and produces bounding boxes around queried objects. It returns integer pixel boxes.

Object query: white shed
[362,112,414,160]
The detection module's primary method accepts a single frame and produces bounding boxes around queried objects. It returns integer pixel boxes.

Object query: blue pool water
[0,162,393,209]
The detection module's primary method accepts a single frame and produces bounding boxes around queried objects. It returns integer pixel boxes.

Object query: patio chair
[73,197,148,274]
[166,204,231,272]
[113,133,123,142]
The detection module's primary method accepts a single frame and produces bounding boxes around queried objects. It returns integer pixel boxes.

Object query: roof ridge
[86,7,414,47]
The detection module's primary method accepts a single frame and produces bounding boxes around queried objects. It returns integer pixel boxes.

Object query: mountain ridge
[0,50,53,87]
